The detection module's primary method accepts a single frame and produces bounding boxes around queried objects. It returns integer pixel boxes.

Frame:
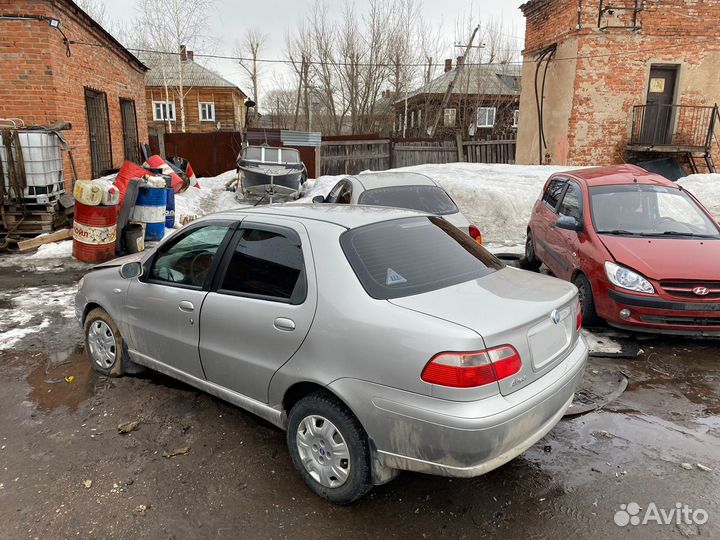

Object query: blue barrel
[165,187,176,228]
[133,186,167,241]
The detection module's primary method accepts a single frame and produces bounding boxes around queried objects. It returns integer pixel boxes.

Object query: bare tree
[137,0,217,132]
[235,28,267,115]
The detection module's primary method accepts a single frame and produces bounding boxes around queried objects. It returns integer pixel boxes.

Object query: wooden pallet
[0,207,68,236]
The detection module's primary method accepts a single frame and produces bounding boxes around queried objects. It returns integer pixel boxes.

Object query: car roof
[349,171,438,190]
[558,164,676,188]
[211,202,431,229]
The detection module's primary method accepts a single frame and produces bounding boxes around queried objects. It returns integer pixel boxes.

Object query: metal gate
[120,98,140,163]
[84,87,112,177]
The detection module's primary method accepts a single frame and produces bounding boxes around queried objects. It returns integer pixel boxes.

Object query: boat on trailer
[235,145,307,203]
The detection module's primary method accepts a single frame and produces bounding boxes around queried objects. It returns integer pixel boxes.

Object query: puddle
[25,346,102,413]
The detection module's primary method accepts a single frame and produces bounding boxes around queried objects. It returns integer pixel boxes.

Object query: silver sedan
[75,204,587,504]
[314,172,484,243]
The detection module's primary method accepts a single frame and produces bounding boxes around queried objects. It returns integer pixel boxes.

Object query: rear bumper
[601,289,720,336]
[329,336,587,478]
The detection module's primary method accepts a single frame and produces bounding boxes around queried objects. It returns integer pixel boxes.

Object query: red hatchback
[525,164,720,336]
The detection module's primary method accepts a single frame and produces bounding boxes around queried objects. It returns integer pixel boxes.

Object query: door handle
[178,301,195,312]
[274,318,295,331]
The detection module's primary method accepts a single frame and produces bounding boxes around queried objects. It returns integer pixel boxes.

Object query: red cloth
[113,161,147,206]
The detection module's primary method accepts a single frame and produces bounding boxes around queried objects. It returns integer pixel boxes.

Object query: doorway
[120,98,140,163]
[84,87,113,177]
[640,65,678,145]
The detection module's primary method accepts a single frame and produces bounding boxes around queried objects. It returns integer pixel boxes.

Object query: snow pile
[28,240,73,259]
[172,170,240,220]
[302,163,576,244]
[677,174,720,221]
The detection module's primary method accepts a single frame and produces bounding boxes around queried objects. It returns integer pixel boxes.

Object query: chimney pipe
[444,58,452,72]
[180,44,187,61]
[456,56,465,69]
[187,50,194,61]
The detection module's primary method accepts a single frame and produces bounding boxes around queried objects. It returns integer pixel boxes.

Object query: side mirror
[555,215,583,232]
[119,261,143,279]
[312,195,326,204]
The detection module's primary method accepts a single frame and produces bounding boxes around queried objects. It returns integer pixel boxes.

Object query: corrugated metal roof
[398,63,522,103]
[140,53,246,94]
[280,130,322,147]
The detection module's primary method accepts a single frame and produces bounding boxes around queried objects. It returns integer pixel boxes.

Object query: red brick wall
[0,0,148,187]
[519,0,720,167]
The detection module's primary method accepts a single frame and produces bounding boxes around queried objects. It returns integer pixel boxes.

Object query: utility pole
[429,25,480,138]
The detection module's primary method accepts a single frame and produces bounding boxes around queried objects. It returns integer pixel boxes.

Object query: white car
[314,172,483,243]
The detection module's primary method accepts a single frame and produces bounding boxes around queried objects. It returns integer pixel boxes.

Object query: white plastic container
[73,180,103,206]
[92,178,121,206]
[0,130,64,189]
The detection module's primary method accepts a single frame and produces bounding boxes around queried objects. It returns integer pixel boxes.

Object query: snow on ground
[302,163,577,244]
[677,173,720,221]
[0,284,76,350]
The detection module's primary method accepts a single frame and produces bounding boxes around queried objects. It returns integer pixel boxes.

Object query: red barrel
[73,202,118,263]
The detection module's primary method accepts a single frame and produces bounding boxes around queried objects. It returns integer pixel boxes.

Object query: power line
[67,35,719,69]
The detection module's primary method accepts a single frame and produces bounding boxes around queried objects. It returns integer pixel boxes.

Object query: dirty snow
[677,173,720,221]
[302,163,579,244]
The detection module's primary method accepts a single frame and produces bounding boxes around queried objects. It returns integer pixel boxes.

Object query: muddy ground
[0,260,719,540]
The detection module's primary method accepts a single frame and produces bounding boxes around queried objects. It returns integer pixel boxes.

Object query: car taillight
[469,225,483,245]
[421,345,521,388]
[576,300,582,331]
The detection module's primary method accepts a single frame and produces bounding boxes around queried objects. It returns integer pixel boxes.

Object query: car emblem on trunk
[693,287,710,296]
[551,309,562,324]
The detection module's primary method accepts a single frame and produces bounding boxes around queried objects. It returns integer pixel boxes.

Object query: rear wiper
[596,229,640,236]
[643,231,718,238]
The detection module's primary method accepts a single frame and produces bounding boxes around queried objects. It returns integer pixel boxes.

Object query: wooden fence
[319,137,515,176]
[463,139,517,164]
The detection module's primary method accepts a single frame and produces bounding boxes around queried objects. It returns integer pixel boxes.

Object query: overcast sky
[100,0,526,96]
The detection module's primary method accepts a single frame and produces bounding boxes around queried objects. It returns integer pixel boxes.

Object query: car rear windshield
[590,184,720,238]
[357,185,458,215]
[340,216,503,300]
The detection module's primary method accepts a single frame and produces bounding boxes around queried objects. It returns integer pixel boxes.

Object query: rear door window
[341,216,503,300]
[217,227,306,304]
[358,185,458,215]
[542,178,567,211]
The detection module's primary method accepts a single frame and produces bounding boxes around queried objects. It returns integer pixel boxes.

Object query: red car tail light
[576,300,582,331]
[469,225,483,245]
[421,345,522,388]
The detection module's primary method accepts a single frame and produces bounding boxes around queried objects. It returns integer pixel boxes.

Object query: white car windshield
[590,184,720,238]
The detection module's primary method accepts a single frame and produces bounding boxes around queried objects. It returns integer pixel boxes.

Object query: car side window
[218,227,307,304]
[149,224,232,288]
[558,183,582,221]
[542,178,566,211]
[326,180,352,204]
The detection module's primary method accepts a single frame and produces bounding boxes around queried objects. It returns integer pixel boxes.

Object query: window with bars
[199,102,215,122]
[153,101,176,121]
[476,107,496,128]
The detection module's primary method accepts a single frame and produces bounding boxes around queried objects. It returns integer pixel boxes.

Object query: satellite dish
[244,98,256,108]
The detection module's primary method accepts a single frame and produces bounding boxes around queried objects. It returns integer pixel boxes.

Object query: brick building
[0,0,148,184]
[142,49,247,135]
[395,59,521,140]
[516,0,720,172]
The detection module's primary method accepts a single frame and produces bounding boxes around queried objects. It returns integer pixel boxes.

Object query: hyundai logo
[693,287,710,296]
[551,309,562,324]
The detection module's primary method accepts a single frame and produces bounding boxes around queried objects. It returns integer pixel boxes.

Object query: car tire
[573,273,601,327]
[521,230,542,271]
[84,308,144,377]
[286,391,372,505]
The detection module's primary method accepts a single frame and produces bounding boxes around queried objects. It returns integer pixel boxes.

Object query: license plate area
[528,309,572,371]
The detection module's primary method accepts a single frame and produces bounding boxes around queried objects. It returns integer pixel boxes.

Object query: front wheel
[286,392,372,504]
[84,308,144,376]
[573,273,600,326]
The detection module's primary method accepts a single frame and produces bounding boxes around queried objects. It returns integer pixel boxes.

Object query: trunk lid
[389,267,579,395]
